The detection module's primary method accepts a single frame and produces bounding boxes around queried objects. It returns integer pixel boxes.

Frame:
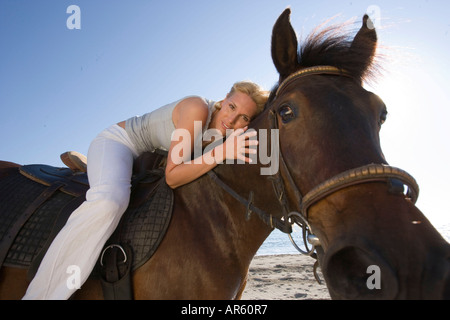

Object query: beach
[242,254,331,300]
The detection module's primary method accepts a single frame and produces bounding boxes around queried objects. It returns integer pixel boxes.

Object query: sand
[241,254,331,300]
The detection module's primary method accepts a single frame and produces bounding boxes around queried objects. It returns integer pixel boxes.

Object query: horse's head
[263,8,450,299]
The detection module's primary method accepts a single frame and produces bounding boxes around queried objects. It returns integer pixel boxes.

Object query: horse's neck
[201,117,280,261]
[206,162,275,256]
[176,162,274,265]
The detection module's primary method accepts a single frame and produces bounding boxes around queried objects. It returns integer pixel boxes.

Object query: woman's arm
[165,98,257,189]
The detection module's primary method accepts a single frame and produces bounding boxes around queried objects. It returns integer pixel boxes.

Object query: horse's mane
[300,20,379,81]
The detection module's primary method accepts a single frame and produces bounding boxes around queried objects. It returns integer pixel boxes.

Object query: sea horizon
[257,221,450,256]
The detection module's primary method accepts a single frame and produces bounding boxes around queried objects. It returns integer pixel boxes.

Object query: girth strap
[99,244,133,300]
[0,182,65,269]
[207,171,292,233]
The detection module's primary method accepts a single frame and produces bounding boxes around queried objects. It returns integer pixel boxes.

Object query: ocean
[256,222,450,256]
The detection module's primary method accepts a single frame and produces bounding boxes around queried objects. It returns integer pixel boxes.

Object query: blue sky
[1,0,449,228]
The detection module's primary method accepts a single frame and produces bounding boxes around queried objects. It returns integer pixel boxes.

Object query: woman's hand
[214,127,258,164]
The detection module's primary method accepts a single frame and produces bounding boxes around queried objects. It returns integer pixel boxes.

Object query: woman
[23,81,268,299]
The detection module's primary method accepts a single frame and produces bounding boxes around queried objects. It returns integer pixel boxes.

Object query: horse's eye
[379,109,388,126]
[279,105,295,123]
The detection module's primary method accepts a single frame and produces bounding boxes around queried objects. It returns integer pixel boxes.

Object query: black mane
[299,22,378,82]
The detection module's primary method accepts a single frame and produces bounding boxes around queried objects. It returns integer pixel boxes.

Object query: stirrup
[60,151,87,173]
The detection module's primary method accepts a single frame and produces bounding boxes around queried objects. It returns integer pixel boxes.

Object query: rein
[208,66,420,258]
[207,171,291,233]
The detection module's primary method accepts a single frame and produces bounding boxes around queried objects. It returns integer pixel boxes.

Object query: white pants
[23,125,139,300]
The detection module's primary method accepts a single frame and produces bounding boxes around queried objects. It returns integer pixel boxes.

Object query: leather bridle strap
[276,65,353,97]
[207,171,292,233]
[267,109,304,224]
[300,163,419,218]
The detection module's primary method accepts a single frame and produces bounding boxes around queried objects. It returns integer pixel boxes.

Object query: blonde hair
[214,81,269,119]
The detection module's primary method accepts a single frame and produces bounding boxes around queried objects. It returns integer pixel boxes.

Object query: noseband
[208,66,420,259]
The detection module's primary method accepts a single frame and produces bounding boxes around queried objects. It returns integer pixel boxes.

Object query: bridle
[208,66,420,261]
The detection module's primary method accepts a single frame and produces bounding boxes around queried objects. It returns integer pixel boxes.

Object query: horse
[1,8,449,300]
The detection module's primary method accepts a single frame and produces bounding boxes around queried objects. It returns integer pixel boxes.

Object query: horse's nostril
[423,249,450,299]
[442,256,450,299]
[322,245,399,300]
[443,276,450,300]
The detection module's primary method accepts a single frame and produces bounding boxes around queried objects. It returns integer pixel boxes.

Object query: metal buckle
[100,244,127,267]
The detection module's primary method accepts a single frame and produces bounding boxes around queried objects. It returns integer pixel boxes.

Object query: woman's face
[210,91,258,136]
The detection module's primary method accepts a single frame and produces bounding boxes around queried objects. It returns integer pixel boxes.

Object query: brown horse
[1,9,449,300]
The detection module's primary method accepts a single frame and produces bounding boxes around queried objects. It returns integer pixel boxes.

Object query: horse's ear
[271,8,300,81]
[349,15,378,80]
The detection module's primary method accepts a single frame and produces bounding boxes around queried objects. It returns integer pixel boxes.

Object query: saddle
[0,150,173,299]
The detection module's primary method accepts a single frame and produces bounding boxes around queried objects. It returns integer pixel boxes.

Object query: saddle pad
[108,179,173,271]
[1,171,173,273]
[0,173,74,267]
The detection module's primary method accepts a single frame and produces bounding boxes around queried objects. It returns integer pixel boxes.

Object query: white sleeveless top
[125,96,217,155]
